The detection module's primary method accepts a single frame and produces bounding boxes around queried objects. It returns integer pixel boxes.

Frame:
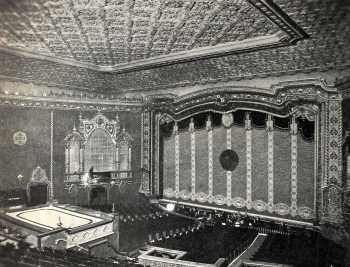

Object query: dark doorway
[90,186,108,207]
[28,183,48,206]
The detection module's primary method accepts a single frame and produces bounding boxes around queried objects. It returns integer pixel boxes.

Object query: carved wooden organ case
[64,112,133,186]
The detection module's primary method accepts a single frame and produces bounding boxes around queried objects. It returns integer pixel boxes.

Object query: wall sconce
[17,174,23,183]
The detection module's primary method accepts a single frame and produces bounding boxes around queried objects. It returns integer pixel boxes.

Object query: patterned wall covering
[163,135,175,191]
[297,134,315,209]
[251,128,268,203]
[195,129,208,194]
[230,126,246,200]
[0,107,51,190]
[161,111,316,222]
[178,131,191,194]
[212,127,226,198]
[273,129,291,206]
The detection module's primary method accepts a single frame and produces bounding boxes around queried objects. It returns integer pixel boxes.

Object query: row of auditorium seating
[86,199,164,223]
[251,231,345,267]
[85,199,201,253]
[0,241,142,267]
[173,205,295,235]
[119,212,197,252]
[152,223,258,265]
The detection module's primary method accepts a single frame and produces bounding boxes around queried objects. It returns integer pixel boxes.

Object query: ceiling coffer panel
[0,0,307,72]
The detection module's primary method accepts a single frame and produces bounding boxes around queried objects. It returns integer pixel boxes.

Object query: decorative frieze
[162,187,314,220]
[245,113,252,209]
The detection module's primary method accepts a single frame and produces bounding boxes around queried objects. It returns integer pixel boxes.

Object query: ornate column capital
[189,117,195,133]
[206,115,212,131]
[266,114,274,132]
[290,115,298,135]
[173,121,179,135]
[245,112,252,130]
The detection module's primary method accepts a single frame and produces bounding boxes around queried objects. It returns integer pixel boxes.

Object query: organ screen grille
[84,129,115,172]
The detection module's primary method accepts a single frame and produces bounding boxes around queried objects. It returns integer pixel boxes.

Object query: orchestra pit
[0,0,349,266]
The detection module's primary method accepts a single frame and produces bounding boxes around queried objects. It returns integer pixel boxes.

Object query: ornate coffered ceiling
[0,0,307,72]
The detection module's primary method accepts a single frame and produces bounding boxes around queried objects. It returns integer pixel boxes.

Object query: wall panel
[0,106,142,202]
[195,129,208,194]
[231,126,246,199]
[0,107,50,190]
[251,128,268,203]
[297,136,315,208]
[273,129,291,205]
[163,136,175,191]
[212,127,226,196]
[179,131,191,192]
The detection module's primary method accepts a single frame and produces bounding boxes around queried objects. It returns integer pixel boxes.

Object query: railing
[229,234,267,267]
[111,170,133,179]
[64,170,133,187]
[242,260,292,267]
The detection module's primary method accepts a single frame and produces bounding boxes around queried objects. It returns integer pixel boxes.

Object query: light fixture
[165,203,176,212]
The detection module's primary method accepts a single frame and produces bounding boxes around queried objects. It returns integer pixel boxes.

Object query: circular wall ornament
[222,113,233,128]
[13,131,27,146]
[219,149,239,171]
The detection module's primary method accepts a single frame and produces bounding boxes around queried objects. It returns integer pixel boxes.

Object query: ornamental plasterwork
[64,126,85,149]
[140,111,151,194]
[326,101,342,186]
[79,112,120,143]
[152,82,338,116]
[163,188,315,220]
[0,0,305,71]
[116,128,134,147]
[290,104,319,121]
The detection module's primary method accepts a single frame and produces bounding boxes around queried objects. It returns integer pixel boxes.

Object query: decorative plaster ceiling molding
[0,0,308,73]
[0,92,143,112]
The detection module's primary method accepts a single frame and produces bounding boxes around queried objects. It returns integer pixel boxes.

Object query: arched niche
[115,128,134,179]
[64,127,84,183]
[64,112,133,186]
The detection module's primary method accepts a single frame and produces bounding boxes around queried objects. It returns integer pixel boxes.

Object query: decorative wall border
[163,188,314,220]
[190,119,196,200]
[267,114,274,213]
[50,110,54,202]
[0,93,143,112]
[226,126,232,204]
[245,113,253,210]
[174,122,180,198]
[148,82,336,121]
[140,110,151,194]
[207,116,214,203]
[290,116,298,217]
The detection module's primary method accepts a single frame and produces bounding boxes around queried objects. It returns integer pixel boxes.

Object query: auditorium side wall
[0,106,142,202]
